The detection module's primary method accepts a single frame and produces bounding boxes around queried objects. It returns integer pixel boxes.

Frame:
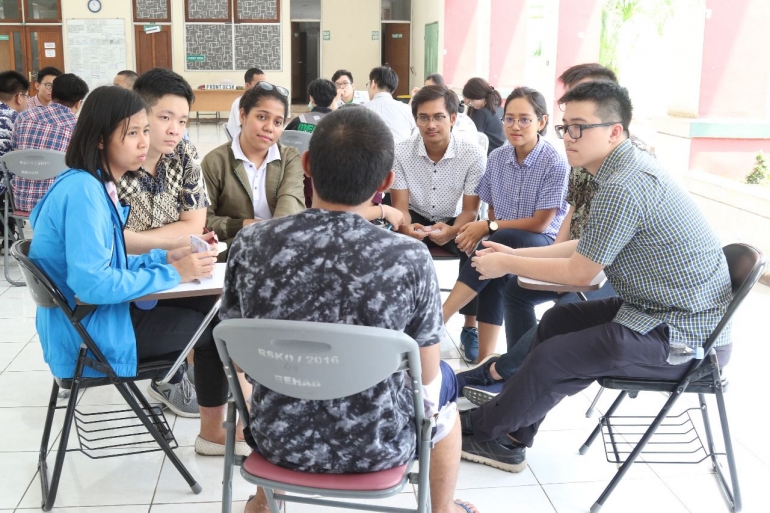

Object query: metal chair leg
[580,390,627,455]
[3,205,25,286]
[586,387,605,418]
[221,400,237,513]
[713,388,743,512]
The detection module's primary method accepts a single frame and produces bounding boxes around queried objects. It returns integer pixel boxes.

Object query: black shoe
[461,436,527,473]
[454,354,501,396]
[459,409,474,435]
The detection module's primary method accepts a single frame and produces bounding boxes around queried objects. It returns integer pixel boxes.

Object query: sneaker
[464,381,505,407]
[460,327,479,363]
[194,435,252,457]
[147,373,200,418]
[455,354,501,395]
[461,436,527,473]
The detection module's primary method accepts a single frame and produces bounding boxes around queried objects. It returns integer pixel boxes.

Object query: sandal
[246,494,284,512]
[454,499,476,513]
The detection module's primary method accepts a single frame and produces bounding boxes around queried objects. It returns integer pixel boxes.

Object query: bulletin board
[66,19,127,91]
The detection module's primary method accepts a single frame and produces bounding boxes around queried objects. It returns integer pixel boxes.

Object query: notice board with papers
[66,19,127,91]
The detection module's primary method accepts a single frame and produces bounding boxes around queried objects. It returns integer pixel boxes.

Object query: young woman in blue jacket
[29,86,243,456]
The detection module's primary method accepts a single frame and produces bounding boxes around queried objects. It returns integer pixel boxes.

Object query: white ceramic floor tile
[0,370,59,407]
[525,429,657,485]
[5,340,48,371]
[77,379,153,406]
[537,392,598,433]
[0,341,25,371]
[17,507,150,513]
[281,491,418,512]
[0,451,38,509]
[455,459,538,489]
[0,316,37,343]
[458,484,556,513]
[543,478,689,513]
[18,450,164,508]
[0,296,37,318]
[151,503,246,513]
[0,406,65,452]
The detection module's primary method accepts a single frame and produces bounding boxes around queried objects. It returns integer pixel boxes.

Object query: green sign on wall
[323,30,330,41]
[186,54,205,62]
[0,35,9,41]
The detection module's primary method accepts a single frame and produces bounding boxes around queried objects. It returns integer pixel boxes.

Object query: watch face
[490,221,499,231]
[88,0,101,13]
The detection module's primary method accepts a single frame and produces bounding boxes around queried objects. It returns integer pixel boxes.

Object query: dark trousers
[468,296,732,446]
[457,228,553,325]
[132,295,228,407]
[497,280,617,379]
[409,210,477,317]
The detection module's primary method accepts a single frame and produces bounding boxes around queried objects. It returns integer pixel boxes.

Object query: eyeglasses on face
[416,114,449,126]
[255,81,289,97]
[502,116,541,128]
[554,122,621,139]
[335,80,351,88]
[40,82,53,90]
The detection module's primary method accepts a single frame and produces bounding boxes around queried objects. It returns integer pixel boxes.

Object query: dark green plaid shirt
[577,139,732,355]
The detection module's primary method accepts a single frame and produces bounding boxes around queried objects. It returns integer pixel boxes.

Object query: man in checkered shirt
[10,74,88,213]
[458,81,733,474]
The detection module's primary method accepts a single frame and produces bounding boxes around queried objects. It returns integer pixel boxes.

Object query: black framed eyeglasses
[416,114,449,126]
[255,81,289,97]
[335,80,351,88]
[502,116,541,128]
[554,122,622,139]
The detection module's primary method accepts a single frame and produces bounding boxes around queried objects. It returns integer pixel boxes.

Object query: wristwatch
[487,220,499,234]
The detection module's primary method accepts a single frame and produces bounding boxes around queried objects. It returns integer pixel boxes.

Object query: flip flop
[246,494,285,512]
[454,500,475,513]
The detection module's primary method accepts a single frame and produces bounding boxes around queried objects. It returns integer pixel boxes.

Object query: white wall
[411,0,445,90]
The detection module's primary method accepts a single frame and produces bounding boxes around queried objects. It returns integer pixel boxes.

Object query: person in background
[113,70,139,90]
[331,69,369,107]
[27,66,62,109]
[0,71,29,242]
[10,73,89,213]
[364,66,416,143]
[203,82,305,254]
[462,77,505,154]
[442,87,570,363]
[226,67,266,138]
[285,78,336,133]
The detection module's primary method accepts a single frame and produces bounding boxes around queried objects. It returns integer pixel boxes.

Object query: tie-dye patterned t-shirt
[220,209,444,473]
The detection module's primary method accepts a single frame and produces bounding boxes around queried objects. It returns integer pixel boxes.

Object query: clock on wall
[87,0,102,13]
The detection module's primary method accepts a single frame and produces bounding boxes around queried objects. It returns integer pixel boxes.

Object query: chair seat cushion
[12,210,30,218]
[428,246,458,260]
[242,452,408,491]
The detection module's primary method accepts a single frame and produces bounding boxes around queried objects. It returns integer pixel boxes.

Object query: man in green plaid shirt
[458,81,733,474]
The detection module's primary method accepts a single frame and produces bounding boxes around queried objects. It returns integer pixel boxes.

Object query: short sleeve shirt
[118,139,210,232]
[221,209,444,473]
[577,139,732,350]
[392,133,486,222]
[476,136,570,238]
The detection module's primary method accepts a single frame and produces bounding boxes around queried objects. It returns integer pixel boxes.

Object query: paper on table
[518,271,606,289]
[135,262,227,301]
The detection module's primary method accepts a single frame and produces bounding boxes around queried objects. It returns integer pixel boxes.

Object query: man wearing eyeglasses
[457,81,732,474]
[331,69,369,107]
[391,85,485,345]
[27,66,62,109]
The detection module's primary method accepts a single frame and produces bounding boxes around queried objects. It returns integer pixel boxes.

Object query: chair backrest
[0,149,67,183]
[213,318,426,440]
[280,130,313,154]
[224,124,233,141]
[10,240,64,310]
[476,132,489,153]
[702,243,766,355]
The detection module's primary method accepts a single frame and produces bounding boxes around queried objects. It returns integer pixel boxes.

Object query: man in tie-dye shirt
[0,71,29,241]
[221,107,478,513]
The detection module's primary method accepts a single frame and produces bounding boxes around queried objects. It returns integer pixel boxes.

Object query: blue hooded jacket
[29,168,181,378]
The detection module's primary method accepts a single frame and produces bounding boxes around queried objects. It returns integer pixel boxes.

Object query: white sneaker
[194,435,252,457]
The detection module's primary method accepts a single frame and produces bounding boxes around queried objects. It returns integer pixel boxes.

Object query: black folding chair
[579,243,765,513]
[10,240,202,511]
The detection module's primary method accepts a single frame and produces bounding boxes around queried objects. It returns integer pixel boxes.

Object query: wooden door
[0,26,26,75]
[382,23,411,98]
[134,25,172,74]
[424,22,438,79]
[24,26,64,95]
[291,22,308,104]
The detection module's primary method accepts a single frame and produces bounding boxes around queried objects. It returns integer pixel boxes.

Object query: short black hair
[505,87,549,136]
[369,66,398,93]
[239,83,288,119]
[558,81,633,134]
[66,86,149,185]
[558,63,617,89]
[0,71,30,101]
[462,77,501,113]
[244,68,265,84]
[52,74,89,108]
[425,73,445,86]
[116,70,139,87]
[331,69,353,84]
[133,67,195,108]
[308,78,337,108]
[309,107,394,206]
[37,66,62,83]
[411,85,459,117]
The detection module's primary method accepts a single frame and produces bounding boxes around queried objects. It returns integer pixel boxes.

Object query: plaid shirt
[10,102,76,212]
[577,139,732,354]
[476,136,570,238]
[118,139,210,232]
[26,94,44,109]
[0,101,18,196]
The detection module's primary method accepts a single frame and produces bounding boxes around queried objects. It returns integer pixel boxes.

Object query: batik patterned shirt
[0,101,17,196]
[118,140,209,232]
[221,209,444,473]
